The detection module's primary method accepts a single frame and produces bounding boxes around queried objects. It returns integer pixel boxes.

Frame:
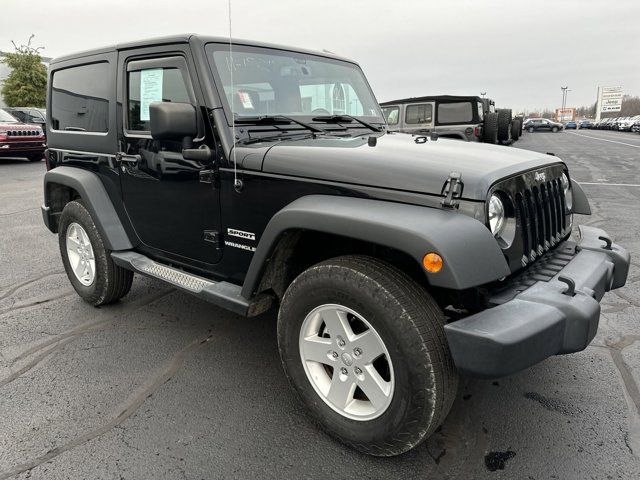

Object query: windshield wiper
[234,115,325,133]
[311,114,382,132]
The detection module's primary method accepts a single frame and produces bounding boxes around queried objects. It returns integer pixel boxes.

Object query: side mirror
[149,102,197,140]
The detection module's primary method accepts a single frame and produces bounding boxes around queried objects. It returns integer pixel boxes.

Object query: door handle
[116,152,141,165]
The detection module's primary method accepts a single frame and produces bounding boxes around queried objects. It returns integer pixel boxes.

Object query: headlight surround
[561,172,573,211]
[488,194,506,237]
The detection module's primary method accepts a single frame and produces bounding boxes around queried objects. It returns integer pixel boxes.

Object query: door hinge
[199,169,215,184]
[203,230,222,248]
[441,172,463,209]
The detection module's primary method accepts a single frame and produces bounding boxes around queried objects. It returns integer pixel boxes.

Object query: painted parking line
[578,182,640,187]
[568,132,640,149]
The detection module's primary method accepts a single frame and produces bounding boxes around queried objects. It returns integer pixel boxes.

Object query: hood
[256,133,564,200]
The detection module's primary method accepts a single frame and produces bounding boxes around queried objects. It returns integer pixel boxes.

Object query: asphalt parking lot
[1,130,639,479]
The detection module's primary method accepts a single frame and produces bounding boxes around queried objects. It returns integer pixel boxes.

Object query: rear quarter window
[437,102,473,124]
[50,62,110,133]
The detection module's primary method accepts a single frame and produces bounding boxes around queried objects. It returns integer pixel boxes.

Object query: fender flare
[571,179,591,215]
[241,195,510,298]
[43,167,133,251]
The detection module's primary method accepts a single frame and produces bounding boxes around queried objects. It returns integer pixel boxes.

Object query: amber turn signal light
[422,253,443,273]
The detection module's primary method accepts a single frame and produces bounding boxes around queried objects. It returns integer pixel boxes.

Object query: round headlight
[561,173,573,211]
[488,194,505,236]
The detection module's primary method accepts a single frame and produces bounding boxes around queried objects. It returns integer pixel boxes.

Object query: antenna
[228,0,240,190]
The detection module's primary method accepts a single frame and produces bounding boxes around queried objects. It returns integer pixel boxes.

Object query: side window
[51,62,110,133]
[437,102,473,124]
[382,106,399,125]
[127,59,193,132]
[27,110,45,122]
[405,104,432,124]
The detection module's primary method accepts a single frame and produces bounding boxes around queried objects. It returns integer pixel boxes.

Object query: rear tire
[277,255,458,456]
[497,108,512,142]
[528,126,535,133]
[482,112,498,143]
[58,201,133,306]
[552,126,559,133]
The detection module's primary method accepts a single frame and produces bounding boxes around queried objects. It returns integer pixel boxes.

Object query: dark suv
[41,35,630,457]
[524,118,564,133]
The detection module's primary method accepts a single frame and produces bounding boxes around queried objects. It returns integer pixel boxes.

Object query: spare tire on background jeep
[483,111,499,144]
[497,108,512,143]
[511,116,522,141]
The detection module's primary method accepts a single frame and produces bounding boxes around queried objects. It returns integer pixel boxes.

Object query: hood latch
[441,172,463,209]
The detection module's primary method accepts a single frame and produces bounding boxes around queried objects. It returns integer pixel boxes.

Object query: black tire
[552,126,559,133]
[277,255,458,456]
[58,200,133,306]
[528,126,535,133]
[510,118,521,141]
[27,153,43,162]
[482,112,498,143]
[497,108,512,142]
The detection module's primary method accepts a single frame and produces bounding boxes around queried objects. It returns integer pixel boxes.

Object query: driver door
[117,47,222,268]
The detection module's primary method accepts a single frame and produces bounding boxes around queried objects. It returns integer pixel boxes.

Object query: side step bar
[111,251,271,317]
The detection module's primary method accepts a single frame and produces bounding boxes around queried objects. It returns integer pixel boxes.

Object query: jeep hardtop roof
[380,95,484,106]
[50,34,355,66]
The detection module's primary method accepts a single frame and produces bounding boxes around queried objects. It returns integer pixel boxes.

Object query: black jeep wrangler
[41,35,630,457]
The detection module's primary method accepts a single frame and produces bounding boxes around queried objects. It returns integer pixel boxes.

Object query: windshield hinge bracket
[441,172,463,209]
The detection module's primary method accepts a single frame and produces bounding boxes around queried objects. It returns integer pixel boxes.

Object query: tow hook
[558,276,576,297]
[598,236,612,250]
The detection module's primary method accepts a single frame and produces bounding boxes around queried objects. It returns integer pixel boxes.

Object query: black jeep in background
[41,34,629,457]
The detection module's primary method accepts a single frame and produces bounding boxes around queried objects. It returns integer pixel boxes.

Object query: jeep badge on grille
[534,171,546,182]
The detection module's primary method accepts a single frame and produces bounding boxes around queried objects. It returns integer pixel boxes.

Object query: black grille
[515,176,568,267]
[6,130,40,136]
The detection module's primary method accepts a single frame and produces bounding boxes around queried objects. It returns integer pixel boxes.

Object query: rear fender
[43,166,132,251]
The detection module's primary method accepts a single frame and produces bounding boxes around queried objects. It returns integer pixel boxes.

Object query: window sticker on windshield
[140,69,163,121]
[237,91,254,109]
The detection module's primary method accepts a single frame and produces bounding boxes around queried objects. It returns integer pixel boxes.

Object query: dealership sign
[598,86,623,112]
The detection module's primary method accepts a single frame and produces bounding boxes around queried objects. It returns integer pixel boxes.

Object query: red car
[0,108,46,162]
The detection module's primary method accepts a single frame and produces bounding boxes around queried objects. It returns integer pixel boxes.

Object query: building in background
[0,52,51,108]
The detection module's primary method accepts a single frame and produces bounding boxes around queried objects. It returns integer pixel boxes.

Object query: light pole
[561,86,568,120]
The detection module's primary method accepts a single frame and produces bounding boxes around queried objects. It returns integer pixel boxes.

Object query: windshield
[207,44,383,124]
[0,109,19,123]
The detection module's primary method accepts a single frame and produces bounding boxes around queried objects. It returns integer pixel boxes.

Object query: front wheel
[277,255,458,456]
[552,126,559,133]
[58,201,133,306]
[528,126,535,133]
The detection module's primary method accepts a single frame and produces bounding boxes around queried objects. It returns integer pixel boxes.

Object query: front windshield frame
[205,42,384,127]
[0,109,19,123]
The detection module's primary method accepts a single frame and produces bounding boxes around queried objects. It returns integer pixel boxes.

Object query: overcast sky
[2,0,639,112]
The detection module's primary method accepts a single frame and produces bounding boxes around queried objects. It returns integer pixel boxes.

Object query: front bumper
[444,225,630,378]
[0,141,46,157]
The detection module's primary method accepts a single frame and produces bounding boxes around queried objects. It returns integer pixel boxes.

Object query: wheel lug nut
[353,348,362,357]
[354,367,362,375]
[340,367,348,375]
[338,339,345,347]
[331,351,338,359]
